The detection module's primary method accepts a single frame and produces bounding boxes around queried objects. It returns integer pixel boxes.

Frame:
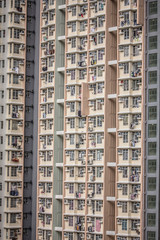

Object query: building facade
[0,0,159,240]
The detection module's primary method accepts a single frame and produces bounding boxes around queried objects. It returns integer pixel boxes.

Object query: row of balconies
[118,113,141,130]
[117,166,141,183]
[118,96,141,113]
[117,147,141,163]
[65,116,104,133]
[65,138,104,150]
[67,20,105,37]
[4,228,22,240]
[38,213,52,230]
[119,46,142,63]
[64,216,103,233]
[117,183,141,201]
[65,100,104,116]
[38,181,53,197]
[120,0,137,10]
[37,229,52,240]
[119,27,142,44]
[117,218,140,236]
[118,79,142,95]
[42,0,55,12]
[67,32,105,53]
[66,67,105,84]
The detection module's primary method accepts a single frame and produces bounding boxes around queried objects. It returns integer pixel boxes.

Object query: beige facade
[37,0,55,239]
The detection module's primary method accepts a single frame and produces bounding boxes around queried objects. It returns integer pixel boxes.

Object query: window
[149,1,157,15]
[71,38,76,48]
[122,219,127,230]
[98,16,104,27]
[123,149,128,160]
[148,142,156,156]
[148,106,157,120]
[123,132,128,143]
[124,45,129,56]
[71,22,76,32]
[11,167,17,177]
[69,151,74,161]
[10,214,16,223]
[96,200,103,212]
[124,0,129,6]
[98,33,104,44]
[148,89,157,102]
[149,53,157,67]
[0,136,3,144]
[147,231,156,240]
[97,167,103,178]
[69,167,74,177]
[123,97,128,108]
[122,167,128,178]
[70,134,74,145]
[97,133,102,144]
[0,183,2,190]
[13,90,18,99]
[147,213,156,227]
[149,18,157,32]
[97,116,103,127]
[149,36,157,49]
[147,195,156,209]
[80,21,86,32]
[69,233,73,240]
[122,184,128,195]
[96,183,102,194]
[124,63,129,74]
[124,29,129,39]
[11,198,16,208]
[69,183,74,194]
[148,124,156,138]
[71,70,75,80]
[69,200,74,210]
[0,152,2,160]
[123,80,129,91]
[72,6,76,16]
[14,44,20,54]
[0,198,2,206]
[70,118,75,129]
[0,168,2,175]
[148,177,156,191]
[148,160,156,173]
[68,216,73,226]
[70,102,75,112]
[71,54,75,64]
[122,202,127,213]
[148,71,157,84]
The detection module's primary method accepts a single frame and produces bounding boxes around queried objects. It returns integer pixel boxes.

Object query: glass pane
[149,36,157,49]
[149,1,157,15]
[148,160,156,173]
[148,71,157,84]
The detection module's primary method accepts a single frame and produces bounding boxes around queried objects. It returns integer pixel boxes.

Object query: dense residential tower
[0,1,159,240]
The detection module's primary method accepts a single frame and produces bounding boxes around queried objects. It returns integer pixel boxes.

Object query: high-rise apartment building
[0,0,159,240]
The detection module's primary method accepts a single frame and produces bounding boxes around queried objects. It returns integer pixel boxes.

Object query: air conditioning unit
[17,214,21,219]
[117,201,122,207]
[18,166,22,172]
[117,219,122,225]
[65,134,69,140]
[117,184,122,189]
[118,132,123,137]
[118,149,122,155]
[49,151,53,156]
[64,199,69,205]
